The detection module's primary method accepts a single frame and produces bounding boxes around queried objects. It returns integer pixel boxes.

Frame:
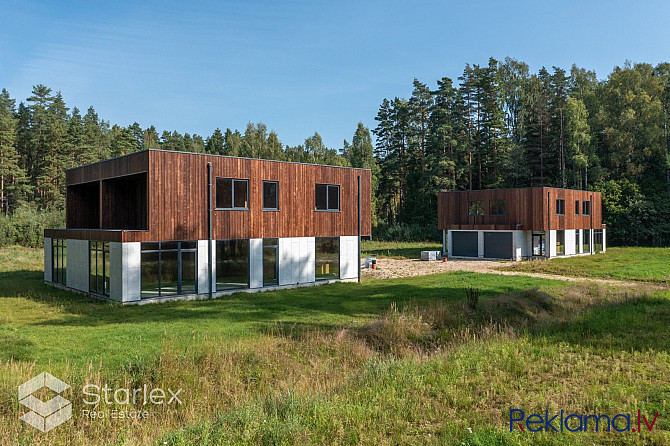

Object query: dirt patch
[362,258,668,291]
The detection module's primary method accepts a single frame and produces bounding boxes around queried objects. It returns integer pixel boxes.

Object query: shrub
[0,204,65,248]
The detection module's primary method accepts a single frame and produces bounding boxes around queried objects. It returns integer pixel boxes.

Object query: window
[582,201,591,216]
[532,232,545,256]
[315,184,340,211]
[315,237,340,280]
[489,199,506,216]
[468,200,484,216]
[263,238,278,286]
[262,181,278,210]
[52,239,66,285]
[89,241,110,296]
[216,239,249,290]
[556,199,565,215]
[216,178,249,210]
[594,230,603,253]
[575,200,580,215]
[141,241,197,298]
[583,229,591,253]
[556,230,565,256]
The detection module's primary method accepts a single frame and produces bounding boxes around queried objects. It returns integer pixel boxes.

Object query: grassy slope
[1,245,669,445]
[506,247,670,283]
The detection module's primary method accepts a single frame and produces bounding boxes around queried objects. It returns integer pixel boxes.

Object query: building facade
[438,187,606,260]
[44,150,371,303]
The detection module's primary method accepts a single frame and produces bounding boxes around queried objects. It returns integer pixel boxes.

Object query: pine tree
[205,128,224,154]
[0,89,28,213]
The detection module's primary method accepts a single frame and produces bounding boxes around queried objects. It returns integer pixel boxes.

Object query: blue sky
[1,0,669,149]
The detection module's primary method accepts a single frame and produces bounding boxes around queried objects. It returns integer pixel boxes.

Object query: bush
[0,204,65,248]
[371,223,440,242]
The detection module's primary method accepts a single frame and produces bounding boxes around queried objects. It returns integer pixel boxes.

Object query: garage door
[451,231,478,257]
[484,232,513,259]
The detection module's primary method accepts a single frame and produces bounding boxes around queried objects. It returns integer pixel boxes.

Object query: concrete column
[197,240,209,294]
[109,242,123,302]
[576,229,582,254]
[122,242,141,302]
[442,230,447,256]
[210,240,216,292]
[304,237,315,283]
[447,230,452,257]
[66,239,89,292]
[565,229,576,256]
[548,230,556,258]
[249,238,263,288]
[44,237,52,282]
[602,228,607,253]
[339,236,358,279]
[477,231,484,258]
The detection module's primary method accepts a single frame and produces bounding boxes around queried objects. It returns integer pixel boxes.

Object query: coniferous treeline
[374,58,670,246]
[2,57,670,246]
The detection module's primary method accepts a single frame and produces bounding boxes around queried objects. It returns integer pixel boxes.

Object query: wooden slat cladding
[438,187,603,231]
[58,150,371,242]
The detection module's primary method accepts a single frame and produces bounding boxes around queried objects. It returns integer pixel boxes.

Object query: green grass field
[361,240,442,259]
[1,245,670,445]
[506,247,670,284]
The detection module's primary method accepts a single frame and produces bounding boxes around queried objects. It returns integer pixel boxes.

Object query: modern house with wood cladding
[438,187,606,260]
[44,149,371,303]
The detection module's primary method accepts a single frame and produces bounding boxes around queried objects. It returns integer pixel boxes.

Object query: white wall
[109,242,123,302]
[339,236,359,279]
[66,239,89,292]
[565,229,576,256]
[249,238,263,288]
[279,237,315,285]
[602,228,607,253]
[44,237,52,282]
[197,240,210,295]
[548,230,556,258]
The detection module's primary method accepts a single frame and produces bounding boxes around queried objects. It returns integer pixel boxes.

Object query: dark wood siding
[53,150,371,242]
[438,187,603,231]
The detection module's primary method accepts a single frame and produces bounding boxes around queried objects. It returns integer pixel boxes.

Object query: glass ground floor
[44,236,360,303]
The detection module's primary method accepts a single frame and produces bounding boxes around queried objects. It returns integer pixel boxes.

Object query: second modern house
[438,187,605,260]
[44,149,371,303]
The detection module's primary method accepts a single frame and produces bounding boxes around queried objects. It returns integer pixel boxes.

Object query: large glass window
[468,200,484,216]
[556,199,565,215]
[52,239,66,285]
[89,241,110,296]
[140,241,197,299]
[263,181,278,210]
[594,230,604,253]
[315,184,340,211]
[582,201,591,215]
[556,230,565,255]
[216,239,249,290]
[216,178,249,210]
[583,229,591,253]
[532,232,545,256]
[315,237,340,280]
[489,199,506,216]
[263,238,278,286]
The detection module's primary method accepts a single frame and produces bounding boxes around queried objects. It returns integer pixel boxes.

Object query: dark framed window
[216,239,249,290]
[532,232,545,256]
[556,199,565,215]
[582,201,591,216]
[141,241,197,298]
[262,181,279,210]
[583,229,591,253]
[89,241,110,296]
[468,200,484,216]
[216,178,249,210]
[489,199,506,216]
[263,238,278,286]
[315,184,340,211]
[315,237,340,280]
[575,200,580,215]
[52,239,67,285]
[556,230,565,256]
[594,229,603,253]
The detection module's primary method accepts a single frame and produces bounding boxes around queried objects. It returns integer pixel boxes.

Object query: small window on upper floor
[216,178,249,210]
[489,199,506,216]
[315,184,340,211]
[575,200,580,215]
[263,181,278,210]
[583,200,591,216]
[468,200,484,216]
[556,199,565,215]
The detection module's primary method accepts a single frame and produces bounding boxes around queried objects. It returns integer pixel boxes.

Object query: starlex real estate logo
[18,372,72,432]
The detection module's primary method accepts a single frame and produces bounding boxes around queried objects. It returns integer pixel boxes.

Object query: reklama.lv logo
[510,409,659,433]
